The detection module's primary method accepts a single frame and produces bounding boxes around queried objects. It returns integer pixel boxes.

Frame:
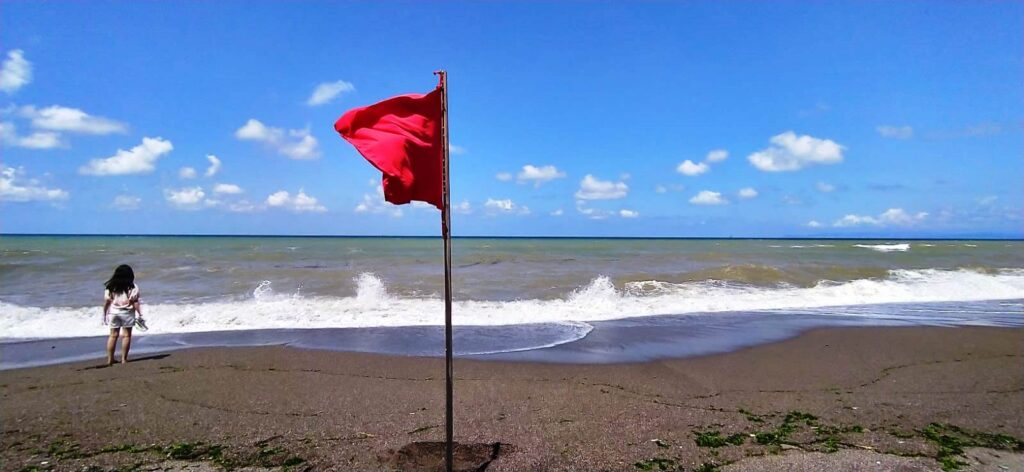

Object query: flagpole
[434,69,455,472]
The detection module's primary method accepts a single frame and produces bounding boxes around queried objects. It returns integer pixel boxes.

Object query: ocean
[2,236,1022,367]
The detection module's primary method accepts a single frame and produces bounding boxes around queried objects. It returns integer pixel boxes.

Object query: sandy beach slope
[2,326,1022,471]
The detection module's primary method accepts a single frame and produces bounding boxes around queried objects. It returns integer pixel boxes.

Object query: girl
[102,264,144,365]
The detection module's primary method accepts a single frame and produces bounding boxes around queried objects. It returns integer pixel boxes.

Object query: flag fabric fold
[334,88,444,210]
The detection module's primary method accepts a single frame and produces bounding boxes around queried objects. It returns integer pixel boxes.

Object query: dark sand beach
[2,326,1023,471]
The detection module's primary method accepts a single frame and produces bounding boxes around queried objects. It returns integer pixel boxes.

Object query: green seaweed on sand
[164,442,223,461]
[737,408,764,423]
[693,430,745,448]
[47,439,84,459]
[919,423,1024,471]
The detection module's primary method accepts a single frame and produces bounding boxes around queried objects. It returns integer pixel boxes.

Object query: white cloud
[550,209,564,216]
[806,220,822,228]
[816,182,835,193]
[306,80,355,106]
[204,155,221,177]
[235,119,320,159]
[516,164,565,187]
[876,125,913,139]
[748,131,845,172]
[453,200,472,214]
[654,185,667,194]
[112,195,141,211]
[689,190,728,205]
[450,145,467,155]
[619,209,639,218]
[266,189,327,213]
[738,187,758,199]
[575,174,628,200]
[0,121,63,149]
[0,50,31,94]
[79,137,173,176]
[495,172,513,182]
[832,208,928,227]
[19,105,126,135]
[355,184,402,217]
[179,167,197,179]
[878,208,928,225]
[213,183,243,194]
[0,165,68,202]
[705,149,729,163]
[164,186,205,209]
[575,201,612,220]
[484,197,530,215]
[676,159,709,176]
[227,200,260,213]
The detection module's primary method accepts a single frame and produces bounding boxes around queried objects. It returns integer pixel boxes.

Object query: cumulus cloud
[306,80,355,106]
[484,198,530,215]
[806,220,822,228]
[689,190,728,205]
[235,119,320,159]
[213,183,243,194]
[676,159,709,176]
[575,174,628,200]
[550,209,564,216]
[516,164,565,187]
[204,155,221,177]
[79,137,173,176]
[266,189,327,213]
[748,131,845,172]
[0,121,63,149]
[495,172,513,182]
[112,195,141,211]
[0,165,68,202]
[816,182,835,193]
[19,105,126,135]
[164,187,205,209]
[179,167,197,179]
[619,209,639,218]
[0,50,31,94]
[738,187,758,199]
[705,149,729,163]
[876,125,913,139]
[832,208,928,227]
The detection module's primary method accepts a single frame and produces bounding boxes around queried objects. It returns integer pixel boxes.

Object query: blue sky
[1,1,1020,237]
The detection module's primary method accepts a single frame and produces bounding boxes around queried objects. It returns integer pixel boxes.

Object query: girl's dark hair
[105,264,135,295]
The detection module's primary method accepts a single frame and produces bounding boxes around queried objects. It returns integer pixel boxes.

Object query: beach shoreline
[2,325,1022,471]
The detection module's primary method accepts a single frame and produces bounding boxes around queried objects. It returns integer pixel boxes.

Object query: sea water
[1,236,1022,366]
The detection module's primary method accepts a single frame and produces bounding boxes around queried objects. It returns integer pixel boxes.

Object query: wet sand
[2,326,1022,471]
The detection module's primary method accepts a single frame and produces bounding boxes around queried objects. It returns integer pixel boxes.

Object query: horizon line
[1,233,1021,241]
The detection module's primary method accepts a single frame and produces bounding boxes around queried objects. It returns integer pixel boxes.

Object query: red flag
[334,88,443,210]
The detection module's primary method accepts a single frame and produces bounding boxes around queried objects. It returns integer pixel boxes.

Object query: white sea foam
[1,269,1023,341]
[853,243,910,252]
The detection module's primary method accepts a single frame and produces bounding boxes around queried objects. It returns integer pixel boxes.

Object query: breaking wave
[1,269,1023,341]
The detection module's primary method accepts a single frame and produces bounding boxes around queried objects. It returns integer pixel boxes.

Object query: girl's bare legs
[106,328,119,366]
[120,327,132,364]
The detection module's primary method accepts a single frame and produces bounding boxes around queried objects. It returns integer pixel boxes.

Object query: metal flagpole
[434,70,455,472]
